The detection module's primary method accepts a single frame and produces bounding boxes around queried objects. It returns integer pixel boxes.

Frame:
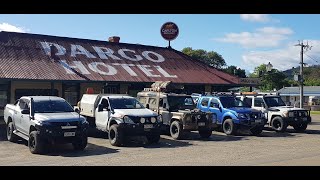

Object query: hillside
[283,65,320,85]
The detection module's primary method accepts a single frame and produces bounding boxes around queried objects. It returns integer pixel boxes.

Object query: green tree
[223,65,246,78]
[249,64,290,91]
[182,47,226,69]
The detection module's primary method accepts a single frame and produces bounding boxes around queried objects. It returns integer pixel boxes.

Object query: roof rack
[235,92,280,96]
[211,92,235,96]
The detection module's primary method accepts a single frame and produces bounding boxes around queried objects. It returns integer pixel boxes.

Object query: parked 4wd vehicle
[78,94,162,146]
[197,94,265,135]
[137,82,217,140]
[236,93,312,132]
[4,96,89,154]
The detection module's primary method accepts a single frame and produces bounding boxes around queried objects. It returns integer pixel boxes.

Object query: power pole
[295,40,311,108]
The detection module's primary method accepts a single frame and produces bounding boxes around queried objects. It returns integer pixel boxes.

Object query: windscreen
[220,96,250,108]
[264,96,286,107]
[33,100,74,113]
[109,98,145,109]
[167,95,195,111]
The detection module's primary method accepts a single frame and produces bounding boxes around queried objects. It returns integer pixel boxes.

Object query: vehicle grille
[292,111,308,117]
[249,113,261,119]
[190,113,207,122]
[128,116,153,123]
[50,121,79,126]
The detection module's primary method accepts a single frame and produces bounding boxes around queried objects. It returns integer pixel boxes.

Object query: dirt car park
[1,115,320,166]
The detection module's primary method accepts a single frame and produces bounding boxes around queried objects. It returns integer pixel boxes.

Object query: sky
[1,14,320,74]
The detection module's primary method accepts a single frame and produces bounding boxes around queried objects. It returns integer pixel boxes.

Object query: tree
[249,64,290,91]
[223,65,246,78]
[182,47,226,69]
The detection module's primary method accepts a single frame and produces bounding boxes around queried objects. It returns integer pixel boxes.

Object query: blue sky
[1,14,320,73]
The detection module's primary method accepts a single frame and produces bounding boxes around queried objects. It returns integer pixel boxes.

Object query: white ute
[78,94,162,146]
[4,96,89,154]
[237,93,311,132]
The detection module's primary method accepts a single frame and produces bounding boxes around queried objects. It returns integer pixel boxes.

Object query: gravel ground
[1,115,320,166]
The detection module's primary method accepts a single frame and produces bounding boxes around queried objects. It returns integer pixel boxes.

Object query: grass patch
[311,111,320,115]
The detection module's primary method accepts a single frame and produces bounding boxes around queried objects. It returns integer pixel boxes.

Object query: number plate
[198,122,205,126]
[255,119,262,123]
[64,132,75,137]
[144,124,153,129]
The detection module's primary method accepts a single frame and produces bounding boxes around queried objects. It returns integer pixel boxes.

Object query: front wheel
[72,135,88,151]
[108,124,124,146]
[223,119,236,135]
[293,123,308,132]
[271,117,287,132]
[199,129,212,138]
[7,122,18,142]
[170,121,184,140]
[29,131,44,154]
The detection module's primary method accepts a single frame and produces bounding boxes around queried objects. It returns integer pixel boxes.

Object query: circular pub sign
[160,22,179,41]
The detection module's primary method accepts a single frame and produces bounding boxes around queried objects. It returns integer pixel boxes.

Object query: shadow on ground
[44,143,119,157]
[0,124,9,141]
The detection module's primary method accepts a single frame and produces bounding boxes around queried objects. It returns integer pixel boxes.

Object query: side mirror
[98,104,104,112]
[21,109,30,114]
[75,108,80,114]
[146,104,150,109]
[219,106,222,112]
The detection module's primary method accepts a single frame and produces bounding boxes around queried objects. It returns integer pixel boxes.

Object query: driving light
[140,117,146,124]
[288,111,294,117]
[151,117,157,123]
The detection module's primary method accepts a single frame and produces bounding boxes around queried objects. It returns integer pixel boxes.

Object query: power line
[304,52,319,64]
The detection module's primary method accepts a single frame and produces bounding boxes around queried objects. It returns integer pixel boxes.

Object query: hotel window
[63,83,79,106]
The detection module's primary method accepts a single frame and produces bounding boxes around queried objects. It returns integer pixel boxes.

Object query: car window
[254,98,264,107]
[19,99,29,110]
[200,98,209,107]
[244,97,252,106]
[209,98,219,108]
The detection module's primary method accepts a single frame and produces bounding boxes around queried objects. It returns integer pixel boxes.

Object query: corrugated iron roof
[0,31,239,85]
[278,86,320,96]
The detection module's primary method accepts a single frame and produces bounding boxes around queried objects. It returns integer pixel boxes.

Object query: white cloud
[0,23,28,33]
[240,14,270,22]
[215,27,293,48]
[241,40,320,72]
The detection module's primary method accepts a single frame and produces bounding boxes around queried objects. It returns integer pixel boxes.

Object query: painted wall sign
[40,41,177,78]
[239,78,261,85]
[160,22,179,41]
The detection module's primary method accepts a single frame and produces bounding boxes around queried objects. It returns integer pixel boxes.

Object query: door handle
[21,115,23,118]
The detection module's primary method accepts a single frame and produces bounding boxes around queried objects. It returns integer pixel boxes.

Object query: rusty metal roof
[0,31,239,85]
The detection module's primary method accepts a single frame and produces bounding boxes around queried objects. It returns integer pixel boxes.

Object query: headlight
[237,113,247,119]
[151,117,157,123]
[123,116,135,124]
[157,115,163,122]
[81,119,89,126]
[288,111,295,117]
[37,120,51,126]
[140,117,146,124]
[283,111,289,117]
